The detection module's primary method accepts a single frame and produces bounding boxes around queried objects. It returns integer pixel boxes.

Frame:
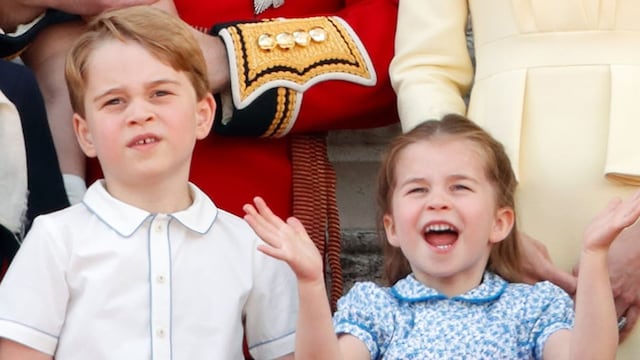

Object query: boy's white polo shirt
[0,180,297,359]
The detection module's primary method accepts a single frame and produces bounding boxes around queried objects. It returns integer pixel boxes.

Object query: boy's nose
[127,100,154,124]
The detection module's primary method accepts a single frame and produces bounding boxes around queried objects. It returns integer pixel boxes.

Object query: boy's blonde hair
[377,114,522,285]
[65,6,210,117]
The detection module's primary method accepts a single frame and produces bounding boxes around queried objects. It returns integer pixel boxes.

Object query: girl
[389,2,640,353]
[244,114,640,359]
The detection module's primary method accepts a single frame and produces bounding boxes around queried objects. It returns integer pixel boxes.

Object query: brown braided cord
[291,133,344,312]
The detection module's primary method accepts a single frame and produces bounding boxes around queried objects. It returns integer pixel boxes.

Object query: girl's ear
[73,113,97,158]
[383,213,400,247]
[195,93,215,140]
[489,207,515,244]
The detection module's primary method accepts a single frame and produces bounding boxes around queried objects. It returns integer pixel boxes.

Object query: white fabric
[62,173,86,205]
[0,90,27,234]
[254,0,284,15]
[0,12,45,36]
[0,180,297,359]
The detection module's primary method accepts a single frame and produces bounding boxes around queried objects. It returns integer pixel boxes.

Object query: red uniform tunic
[174,0,399,219]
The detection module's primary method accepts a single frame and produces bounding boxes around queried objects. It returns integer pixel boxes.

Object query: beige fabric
[0,90,27,234]
[391,0,640,357]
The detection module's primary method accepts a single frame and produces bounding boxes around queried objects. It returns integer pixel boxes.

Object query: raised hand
[574,204,640,342]
[243,196,324,284]
[583,190,640,253]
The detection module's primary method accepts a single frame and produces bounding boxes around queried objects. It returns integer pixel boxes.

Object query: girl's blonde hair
[65,6,210,117]
[377,114,522,285]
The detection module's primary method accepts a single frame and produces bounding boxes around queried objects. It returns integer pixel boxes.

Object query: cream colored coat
[390,0,640,358]
[0,90,27,236]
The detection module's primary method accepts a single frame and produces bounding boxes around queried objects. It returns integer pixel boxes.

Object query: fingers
[243,196,284,247]
[584,191,640,251]
[256,243,286,261]
[610,189,640,229]
[287,216,307,235]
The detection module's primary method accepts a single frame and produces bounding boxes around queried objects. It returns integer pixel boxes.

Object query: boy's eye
[103,98,123,107]
[152,90,171,97]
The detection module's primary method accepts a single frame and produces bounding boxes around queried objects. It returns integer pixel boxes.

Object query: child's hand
[583,189,640,253]
[243,196,324,284]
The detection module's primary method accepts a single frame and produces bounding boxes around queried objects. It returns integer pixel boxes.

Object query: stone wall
[327,124,400,292]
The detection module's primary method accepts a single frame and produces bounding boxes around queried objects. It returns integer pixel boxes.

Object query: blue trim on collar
[390,272,508,303]
[82,180,217,237]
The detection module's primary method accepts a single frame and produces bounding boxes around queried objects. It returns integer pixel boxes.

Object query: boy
[0,6,297,359]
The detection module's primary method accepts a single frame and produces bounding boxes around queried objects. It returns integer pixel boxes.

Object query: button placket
[148,215,172,359]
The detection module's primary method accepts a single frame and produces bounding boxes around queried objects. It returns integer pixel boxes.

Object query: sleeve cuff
[210,16,375,137]
[0,10,80,59]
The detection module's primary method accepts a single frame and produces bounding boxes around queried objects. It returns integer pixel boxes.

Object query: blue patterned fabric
[333,272,574,359]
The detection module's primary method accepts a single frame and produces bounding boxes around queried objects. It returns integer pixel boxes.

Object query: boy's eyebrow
[92,78,182,103]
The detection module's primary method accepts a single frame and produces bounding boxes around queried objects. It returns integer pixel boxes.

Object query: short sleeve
[244,239,298,359]
[526,281,574,359]
[0,215,71,354]
[333,282,397,359]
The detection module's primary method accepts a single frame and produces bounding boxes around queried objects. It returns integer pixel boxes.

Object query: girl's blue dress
[333,271,574,359]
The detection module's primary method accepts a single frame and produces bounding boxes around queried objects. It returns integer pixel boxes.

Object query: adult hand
[191,31,231,94]
[150,0,230,93]
[1,0,157,33]
[46,0,159,16]
[574,214,640,342]
[518,231,578,295]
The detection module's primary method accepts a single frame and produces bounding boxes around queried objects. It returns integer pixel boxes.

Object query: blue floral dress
[333,271,573,359]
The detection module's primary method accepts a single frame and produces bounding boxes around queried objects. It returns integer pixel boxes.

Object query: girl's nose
[426,191,450,210]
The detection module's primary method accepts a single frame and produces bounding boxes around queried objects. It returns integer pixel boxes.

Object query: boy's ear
[73,113,97,158]
[195,93,215,140]
[383,213,400,247]
[489,207,515,244]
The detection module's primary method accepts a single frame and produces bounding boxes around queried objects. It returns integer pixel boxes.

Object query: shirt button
[154,224,163,233]
[156,275,166,284]
[156,328,165,338]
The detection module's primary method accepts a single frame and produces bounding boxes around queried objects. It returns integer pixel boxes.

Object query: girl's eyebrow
[448,174,478,183]
[399,174,478,186]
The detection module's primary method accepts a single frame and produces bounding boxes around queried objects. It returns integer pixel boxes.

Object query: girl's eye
[408,187,428,194]
[451,184,471,191]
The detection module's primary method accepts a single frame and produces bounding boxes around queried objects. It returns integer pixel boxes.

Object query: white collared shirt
[0,180,297,359]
